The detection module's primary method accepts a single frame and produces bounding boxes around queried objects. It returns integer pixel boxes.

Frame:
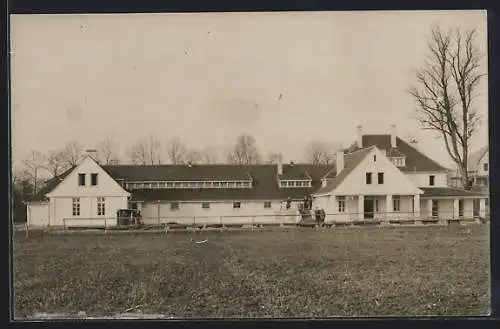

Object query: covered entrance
[364,198,374,219]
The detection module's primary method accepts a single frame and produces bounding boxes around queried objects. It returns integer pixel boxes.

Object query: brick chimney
[390,124,397,148]
[277,153,283,176]
[336,150,344,174]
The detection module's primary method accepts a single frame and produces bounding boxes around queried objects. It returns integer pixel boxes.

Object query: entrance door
[364,198,374,219]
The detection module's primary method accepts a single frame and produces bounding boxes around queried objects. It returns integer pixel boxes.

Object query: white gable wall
[404,173,448,188]
[26,202,49,227]
[333,147,422,196]
[45,156,130,227]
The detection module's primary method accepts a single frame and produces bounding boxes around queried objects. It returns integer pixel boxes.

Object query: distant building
[24,126,488,228]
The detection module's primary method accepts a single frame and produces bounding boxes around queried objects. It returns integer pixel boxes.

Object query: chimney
[390,124,397,148]
[290,160,294,166]
[187,161,193,168]
[277,153,283,176]
[336,150,344,174]
[356,125,363,148]
[86,149,98,162]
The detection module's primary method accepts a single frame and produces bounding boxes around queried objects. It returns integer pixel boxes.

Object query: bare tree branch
[166,137,187,164]
[409,26,485,189]
[226,134,261,164]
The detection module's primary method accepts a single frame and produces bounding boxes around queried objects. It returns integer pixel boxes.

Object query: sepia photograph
[10,10,490,319]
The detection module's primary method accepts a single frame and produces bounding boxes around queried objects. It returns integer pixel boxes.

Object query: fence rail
[55,210,486,230]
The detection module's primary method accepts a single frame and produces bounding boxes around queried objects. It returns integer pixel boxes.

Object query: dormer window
[391,156,406,167]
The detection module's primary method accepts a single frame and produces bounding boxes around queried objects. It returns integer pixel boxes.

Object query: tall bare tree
[22,150,46,194]
[226,134,261,164]
[409,26,485,189]
[98,136,118,165]
[304,141,339,164]
[43,150,67,178]
[61,141,84,168]
[166,137,187,164]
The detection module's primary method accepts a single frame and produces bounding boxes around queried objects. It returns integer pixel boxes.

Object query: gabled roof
[314,146,375,195]
[24,166,75,202]
[101,164,254,181]
[346,135,449,172]
[128,164,333,202]
[467,145,488,170]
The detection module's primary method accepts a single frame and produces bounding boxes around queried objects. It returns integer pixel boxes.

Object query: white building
[24,126,488,228]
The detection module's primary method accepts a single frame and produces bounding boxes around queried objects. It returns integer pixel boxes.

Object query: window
[375,199,380,212]
[130,202,138,210]
[213,182,220,187]
[431,200,439,218]
[171,202,179,211]
[221,182,228,188]
[202,202,210,209]
[97,197,105,216]
[373,155,377,162]
[366,173,372,184]
[91,173,98,186]
[281,181,288,187]
[72,198,80,216]
[235,181,242,187]
[228,182,235,188]
[78,173,86,186]
[458,199,464,218]
[378,172,384,184]
[173,182,180,188]
[264,202,272,209]
[233,202,241,209]
[429,175,435,186]
[393,196,401,212]
[337,196,346,213]
[242,182,250,187]
[483,163,488,171]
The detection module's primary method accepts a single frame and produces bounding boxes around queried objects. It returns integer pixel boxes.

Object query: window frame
[72,197,80,216]
[366,173,372,185]
[202,202,210,209]
[429,175,435,186]
[393,196,400,212]
[78,173,86,186]
[377,172,384,184]
[97,197,106,216]
[458,199,464,218]
[233,201,241,209]
[91,173,98,186]
[170,202,180,211]
[264,201,272,209]
[337,196,346,213]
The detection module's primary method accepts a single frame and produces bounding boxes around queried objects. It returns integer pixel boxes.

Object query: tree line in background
[13,133,341,200]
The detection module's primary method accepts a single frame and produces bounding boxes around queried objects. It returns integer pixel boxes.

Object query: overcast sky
[10,11,488,170]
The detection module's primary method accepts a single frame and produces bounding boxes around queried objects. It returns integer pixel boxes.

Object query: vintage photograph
[10,10,489,319]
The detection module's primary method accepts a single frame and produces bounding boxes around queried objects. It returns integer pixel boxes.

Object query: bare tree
[128,135,162,165]
[98,136,118,165]
[22,150,46,195]
[61,141,84,168]
[226,134,261,164]
[185,149,203,164]
[43,150,67,178]
[266,152,282,164]
[304,141,339,164]
[409,26,485,189]
[166,137,187,164]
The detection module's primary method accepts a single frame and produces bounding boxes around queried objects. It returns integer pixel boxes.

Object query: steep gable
[316,146,422,196]
[46,156,130,198]
[346,135,449,172]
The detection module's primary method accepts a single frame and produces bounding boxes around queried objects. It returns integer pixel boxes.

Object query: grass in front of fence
[13,225,490,318]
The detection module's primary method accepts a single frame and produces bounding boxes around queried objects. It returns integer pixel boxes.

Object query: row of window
[125,181,252,190]
[391,157,406,167]
[170,201,273,211]
[78,173,99,186]
[72,197,105,216]
[279,180,312,188]
[336,196,403,213]
[366,172,384,185]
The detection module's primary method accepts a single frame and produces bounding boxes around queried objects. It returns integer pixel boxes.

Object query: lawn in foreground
[13,225,490,318]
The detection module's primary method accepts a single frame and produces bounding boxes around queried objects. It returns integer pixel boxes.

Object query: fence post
[193,216,196,228]
[251,216,255,232]
[25,223,29,240]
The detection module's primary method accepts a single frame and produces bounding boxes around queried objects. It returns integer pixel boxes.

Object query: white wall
[405,173,447,188]
[476,152,489,176]
[47,156,130,199]
[26,202,49,227]
[140,200,299,225]
[333,147,422,196]
[50,196,128,227]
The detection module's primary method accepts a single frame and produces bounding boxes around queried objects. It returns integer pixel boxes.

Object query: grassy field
[13,225,490,319]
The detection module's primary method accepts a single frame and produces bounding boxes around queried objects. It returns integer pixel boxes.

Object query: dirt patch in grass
[12,225,490,318]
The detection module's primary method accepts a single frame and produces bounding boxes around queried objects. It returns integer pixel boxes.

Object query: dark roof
[278,164,312,180]
[314,146,374,195]
[102,164,254,181]
[24,166,75,202]
[420,187,487,197]
[346,135,449,172]
[129,164,334,202]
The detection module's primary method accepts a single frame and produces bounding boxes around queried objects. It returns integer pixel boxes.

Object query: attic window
[373,155,377,162]
[91,173,98,186]
[78,173,86,186]
[484,163,488,171]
